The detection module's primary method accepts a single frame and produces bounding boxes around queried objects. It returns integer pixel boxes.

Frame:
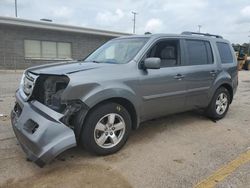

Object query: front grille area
[23,72,38,98]
[20,71,70,113]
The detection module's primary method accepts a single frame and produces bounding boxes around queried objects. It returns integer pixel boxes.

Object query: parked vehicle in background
[11,32,238,167]
[233,44,250,70]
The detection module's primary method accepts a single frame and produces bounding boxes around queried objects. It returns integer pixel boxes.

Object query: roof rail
[181,31,223,39]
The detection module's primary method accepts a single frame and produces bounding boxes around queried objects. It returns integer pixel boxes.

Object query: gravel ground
[0,71,249,188]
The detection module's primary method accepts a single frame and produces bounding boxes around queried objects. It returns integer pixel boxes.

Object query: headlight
[21,71,38,98]
[19,72,25,89]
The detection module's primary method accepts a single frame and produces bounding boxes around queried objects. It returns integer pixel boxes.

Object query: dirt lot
[0,71,249,188]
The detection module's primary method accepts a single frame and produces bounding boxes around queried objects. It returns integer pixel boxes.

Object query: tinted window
[185,40,213,65]
[146,40,179,68]
[205,42,213,64]
[216,42,233,64]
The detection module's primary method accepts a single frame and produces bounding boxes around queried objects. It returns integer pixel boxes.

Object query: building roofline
[0,16,131,37]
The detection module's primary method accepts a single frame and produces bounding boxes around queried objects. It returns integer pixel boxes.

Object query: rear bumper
[11,90,77,167]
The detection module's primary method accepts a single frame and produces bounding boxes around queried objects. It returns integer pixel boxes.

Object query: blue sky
[1,0,250,43]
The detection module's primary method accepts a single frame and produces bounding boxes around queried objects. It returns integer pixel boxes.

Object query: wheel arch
[220,83,233,103]
[84,86,140,126]
[211,71,234,104]
[74,96,139,142]
[88,97,138,130]
[211,82,233,104]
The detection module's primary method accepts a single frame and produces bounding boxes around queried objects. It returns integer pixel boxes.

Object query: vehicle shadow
[55,110,213,163]
[128,110,213,144]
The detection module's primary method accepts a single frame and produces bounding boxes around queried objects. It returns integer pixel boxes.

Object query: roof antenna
[40,18,53,22]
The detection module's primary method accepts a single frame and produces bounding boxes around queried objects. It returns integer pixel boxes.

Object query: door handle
[210,70,217,76]
[174,74,185,80]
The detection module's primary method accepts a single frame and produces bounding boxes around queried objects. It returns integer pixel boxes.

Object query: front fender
[62,83,141,132]
[82,87,139,109]
[63,82,140,111]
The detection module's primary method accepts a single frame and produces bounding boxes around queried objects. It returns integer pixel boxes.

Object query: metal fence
[0,55,73,98]
[0,55,74,96]
[0,55,31,99]
[0,56,72,116]
[0,70,23,99]
[0,55,72,70]
[0,55,32,70]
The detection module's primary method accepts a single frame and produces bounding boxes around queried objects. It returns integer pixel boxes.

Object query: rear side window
[185,40,213,65]
[216,42,233,64]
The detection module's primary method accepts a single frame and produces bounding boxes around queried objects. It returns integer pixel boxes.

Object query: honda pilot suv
[11,32,238,167]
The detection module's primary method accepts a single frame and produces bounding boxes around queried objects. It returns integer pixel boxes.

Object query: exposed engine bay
[31,75,69,113]
[43,76,69,112]
[24,73,85,130]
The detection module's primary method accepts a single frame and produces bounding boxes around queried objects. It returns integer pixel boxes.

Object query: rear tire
[80,102,131,155]
[206,87,230,120]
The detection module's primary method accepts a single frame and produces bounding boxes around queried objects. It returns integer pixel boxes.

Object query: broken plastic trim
[60,100,87,128]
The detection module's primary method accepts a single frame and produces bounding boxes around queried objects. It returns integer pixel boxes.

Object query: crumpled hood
[28,61,112,75]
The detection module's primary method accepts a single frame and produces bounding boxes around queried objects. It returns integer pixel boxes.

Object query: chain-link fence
[0,55,72,70]
[0,54,71,119]
[0,55,34,70]
[0,55,28,99]
[0,70,23,98]
[0,70,23,116]
[0,55,73,115]
[0,55,72,97]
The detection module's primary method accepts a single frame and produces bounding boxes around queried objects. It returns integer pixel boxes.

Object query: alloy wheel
[215,93,228,115]
[94,113,126,148]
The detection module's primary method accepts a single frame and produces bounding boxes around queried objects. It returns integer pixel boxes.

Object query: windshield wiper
[80,60,102,63]
[92,60,102,63]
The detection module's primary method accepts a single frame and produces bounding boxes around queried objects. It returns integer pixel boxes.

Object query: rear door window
[216,42,234,64]
[185,40,213,65]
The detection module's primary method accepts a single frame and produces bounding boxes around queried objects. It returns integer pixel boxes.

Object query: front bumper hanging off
[11,90,77,167]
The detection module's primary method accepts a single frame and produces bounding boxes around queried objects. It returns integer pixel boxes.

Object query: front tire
[206,87,230,120]
[80,103,131,155]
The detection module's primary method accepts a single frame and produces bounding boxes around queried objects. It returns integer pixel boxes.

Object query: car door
[182,39,218,109]
[138,39,187,121]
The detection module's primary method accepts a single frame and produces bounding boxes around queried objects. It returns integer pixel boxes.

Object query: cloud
[1,0,250,43]
[235,5,250,24]
[241,5,250,17]
[1,0,14,4]
[145,18,163,33]
[52,6,72,19]
[163,0,208,11]
[96,9,124,25]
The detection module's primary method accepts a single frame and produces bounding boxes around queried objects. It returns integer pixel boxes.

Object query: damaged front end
[11,71,85,167]
[32,75,69,112]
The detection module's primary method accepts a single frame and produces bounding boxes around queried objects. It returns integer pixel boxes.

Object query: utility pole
[15,0,18,17]
[198,25,202,33]
[132,11,137,34]
[248,34,250,56]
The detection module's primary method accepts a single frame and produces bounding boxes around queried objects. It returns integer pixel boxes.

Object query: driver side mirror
[143,57,161,69]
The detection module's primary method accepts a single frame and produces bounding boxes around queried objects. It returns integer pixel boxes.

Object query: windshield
[85,38,148,64]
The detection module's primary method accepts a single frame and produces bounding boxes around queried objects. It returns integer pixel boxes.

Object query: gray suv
[11,32,238,167]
